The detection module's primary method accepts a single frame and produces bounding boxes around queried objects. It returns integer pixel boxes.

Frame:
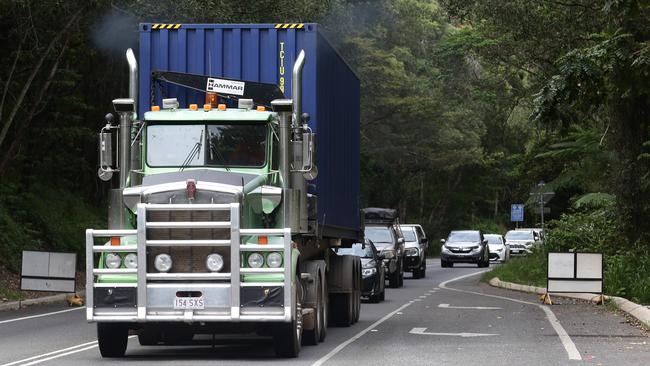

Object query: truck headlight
[105,253,121,269]
[248,253,264,268]
[362,268,377,277]
[266,252,282,268]
[405,247,419,257]
[123,253,138,269]
[154,254,172,272]
[206,253,224,272]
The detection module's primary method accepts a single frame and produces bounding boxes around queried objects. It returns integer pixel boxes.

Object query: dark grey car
[440,230,490,268]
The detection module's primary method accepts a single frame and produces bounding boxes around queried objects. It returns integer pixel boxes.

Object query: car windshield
[402,228,417,242]
[147,123,267,167]
[337,243,374,258]
[505,231,534,240]
[364,227,394,244]
[485,235,503,244]
[447,231,479,242]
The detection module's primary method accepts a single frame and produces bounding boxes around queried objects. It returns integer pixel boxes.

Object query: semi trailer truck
[85,23,361,358]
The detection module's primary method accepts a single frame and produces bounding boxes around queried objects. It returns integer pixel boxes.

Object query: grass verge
[480,249,547,288]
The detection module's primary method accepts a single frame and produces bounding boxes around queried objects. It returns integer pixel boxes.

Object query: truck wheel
[274,275,302,357]
[97,323,128,358]
[353,263,361,323]
[303,275,323,345]
[319,275,328,342]
[137,327,160,346]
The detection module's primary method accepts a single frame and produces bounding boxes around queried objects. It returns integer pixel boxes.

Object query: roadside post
[529,181,554,233]
[545,252,604,305]
[511,204,524,228]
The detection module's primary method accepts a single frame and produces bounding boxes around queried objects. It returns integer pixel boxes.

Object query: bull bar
[85,203,293,323]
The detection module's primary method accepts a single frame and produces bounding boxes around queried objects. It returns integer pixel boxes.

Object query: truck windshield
[364,227,394,244]
[147,123,267,167]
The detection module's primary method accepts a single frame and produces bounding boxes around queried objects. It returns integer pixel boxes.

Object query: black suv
[440,230,490,268]
[363,208,405,288]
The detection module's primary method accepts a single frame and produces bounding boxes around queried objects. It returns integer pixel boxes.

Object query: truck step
[301,308,315,330]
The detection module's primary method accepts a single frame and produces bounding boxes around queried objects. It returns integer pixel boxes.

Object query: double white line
[0,336,136,366]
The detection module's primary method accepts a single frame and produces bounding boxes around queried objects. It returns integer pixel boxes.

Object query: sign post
[511,204,524,228]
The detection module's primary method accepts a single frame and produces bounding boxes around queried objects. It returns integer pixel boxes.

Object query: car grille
[448,247,471,253]
[510,244,525,249]
[146,210,231,274]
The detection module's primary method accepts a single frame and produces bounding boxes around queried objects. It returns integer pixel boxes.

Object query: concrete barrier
[0,291,85,312]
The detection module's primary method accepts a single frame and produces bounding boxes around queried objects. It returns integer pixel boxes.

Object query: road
[0,260,648,365]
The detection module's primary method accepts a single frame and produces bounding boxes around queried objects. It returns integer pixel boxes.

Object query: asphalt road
[0,260,648,365]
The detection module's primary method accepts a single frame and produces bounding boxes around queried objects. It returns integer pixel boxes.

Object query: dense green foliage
[0,0,648,301]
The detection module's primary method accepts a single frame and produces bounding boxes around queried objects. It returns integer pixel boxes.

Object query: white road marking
[0,307,83,325]
[438,303,502,310]
[439,271,582,361]
[0,336,136,366]
[311,300,414,366]
[409,327,498,337]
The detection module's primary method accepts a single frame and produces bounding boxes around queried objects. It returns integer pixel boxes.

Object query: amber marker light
[151,105,160,112]
[218,104,227,111]
[189,104,198,110]
[203,104,212,111]
[257,106,266,112]
[258,236,268,245]
[110,237,120,246]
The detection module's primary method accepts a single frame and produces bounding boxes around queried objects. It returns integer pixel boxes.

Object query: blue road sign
[511,204,524,222]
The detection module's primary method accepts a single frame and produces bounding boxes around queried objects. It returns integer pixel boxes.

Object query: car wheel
[388,267,400,288]
[421,258,427,278]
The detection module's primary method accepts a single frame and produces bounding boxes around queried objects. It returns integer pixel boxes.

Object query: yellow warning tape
[275,23,305,29]
[151,23,182,30]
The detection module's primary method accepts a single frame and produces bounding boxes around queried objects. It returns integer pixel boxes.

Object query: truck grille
[146,210,231,274]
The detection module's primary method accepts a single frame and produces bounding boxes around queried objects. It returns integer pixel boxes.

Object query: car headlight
[442,245,452,253]
[248,253,264,268]
[123,253,138,269]
[470,245,480,253]
[494,247,503,253]
[363,260,376,269]
[105,253,121,269]
[405,247,419,256]
[154,253,172,272]
[362,268,377,277]
[382,249,396,259]
[206,253,224,272]
[267,252,283,268]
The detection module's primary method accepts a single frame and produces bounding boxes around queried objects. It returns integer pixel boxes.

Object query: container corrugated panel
[139,23,360,239]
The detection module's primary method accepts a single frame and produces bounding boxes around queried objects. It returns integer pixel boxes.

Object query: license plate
[174,296,205,310]
[512,250,521,254]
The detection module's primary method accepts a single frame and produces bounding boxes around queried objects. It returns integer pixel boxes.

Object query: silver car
[485,234,509,262]
[504,229,537,255]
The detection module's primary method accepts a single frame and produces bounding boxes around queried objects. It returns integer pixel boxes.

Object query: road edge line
[439,270,582,361]
[310,300,414,366]
[0,307,83,325]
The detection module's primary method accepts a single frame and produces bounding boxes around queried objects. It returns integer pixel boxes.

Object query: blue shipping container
[139,23,360,239]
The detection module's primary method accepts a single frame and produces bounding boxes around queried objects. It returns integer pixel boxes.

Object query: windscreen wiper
[179,130,204,172]
[208,135,231,172]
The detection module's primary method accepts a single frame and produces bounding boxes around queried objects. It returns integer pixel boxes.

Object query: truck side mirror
[301,131,318,180]
[98,130,115,181]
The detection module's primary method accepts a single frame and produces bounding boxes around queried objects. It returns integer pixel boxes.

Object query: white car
[504,229,537,255]
[485,234,509,262]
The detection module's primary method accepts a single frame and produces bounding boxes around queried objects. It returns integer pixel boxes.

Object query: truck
[85,23,361,358]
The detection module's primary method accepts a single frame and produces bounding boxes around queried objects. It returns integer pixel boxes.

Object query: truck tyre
[137,328,160,346]
[303,275,323,345]
[274,275,302,357]
[97,323,128,358]
[319,275,328,342]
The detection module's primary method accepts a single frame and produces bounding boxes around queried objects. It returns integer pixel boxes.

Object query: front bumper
[86,203,293,323]
[403,255,422,270]
[441,252,482,263]
[489,251,506,262]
